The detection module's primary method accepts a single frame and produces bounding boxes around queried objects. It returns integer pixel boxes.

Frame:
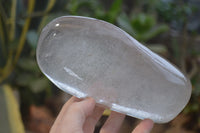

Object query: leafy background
[0,0,200,132]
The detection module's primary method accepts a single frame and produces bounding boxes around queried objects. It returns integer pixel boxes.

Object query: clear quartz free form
[36,16,192,123]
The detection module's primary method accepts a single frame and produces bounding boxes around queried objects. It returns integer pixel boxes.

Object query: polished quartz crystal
[36,16,192,123]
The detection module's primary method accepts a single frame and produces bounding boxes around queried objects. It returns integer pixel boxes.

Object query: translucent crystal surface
[36,16,192,123]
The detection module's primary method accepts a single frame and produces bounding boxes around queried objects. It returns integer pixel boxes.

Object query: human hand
[50,96,154,133]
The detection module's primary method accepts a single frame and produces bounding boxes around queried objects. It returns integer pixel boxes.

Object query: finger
[83,105,105,133]
[57,96,80,118]
[59,97,96,133]
[50,97,95,133]
[51,96,80,129]
[132,119,154,133]
[100,111,125,133]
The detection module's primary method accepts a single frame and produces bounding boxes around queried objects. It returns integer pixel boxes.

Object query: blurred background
[0,0,200,132]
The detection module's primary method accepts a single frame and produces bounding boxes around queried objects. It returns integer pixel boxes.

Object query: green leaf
[117,13,135,36]
[67,0,79,15]
[131,13,156,34]
[26,30,38,49]
[107,0,122,23]
[17,58,40,73]
[15,73,36,86]
[117,12,168,42]
[0,85,25,133]
[136,24,169,42]
[29,77,50,93]
[0,86,10,133]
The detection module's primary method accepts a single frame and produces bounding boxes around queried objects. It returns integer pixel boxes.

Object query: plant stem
[0,14,7,58]
[14,0,35,64]
[9,0,17,41]
[188,59,198,79]
[0,51,13,83]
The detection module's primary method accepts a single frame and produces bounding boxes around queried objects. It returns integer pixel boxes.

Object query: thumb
[60,97,96,133]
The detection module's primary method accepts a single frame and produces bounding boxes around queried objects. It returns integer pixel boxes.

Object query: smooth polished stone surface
[36,16,192,123]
